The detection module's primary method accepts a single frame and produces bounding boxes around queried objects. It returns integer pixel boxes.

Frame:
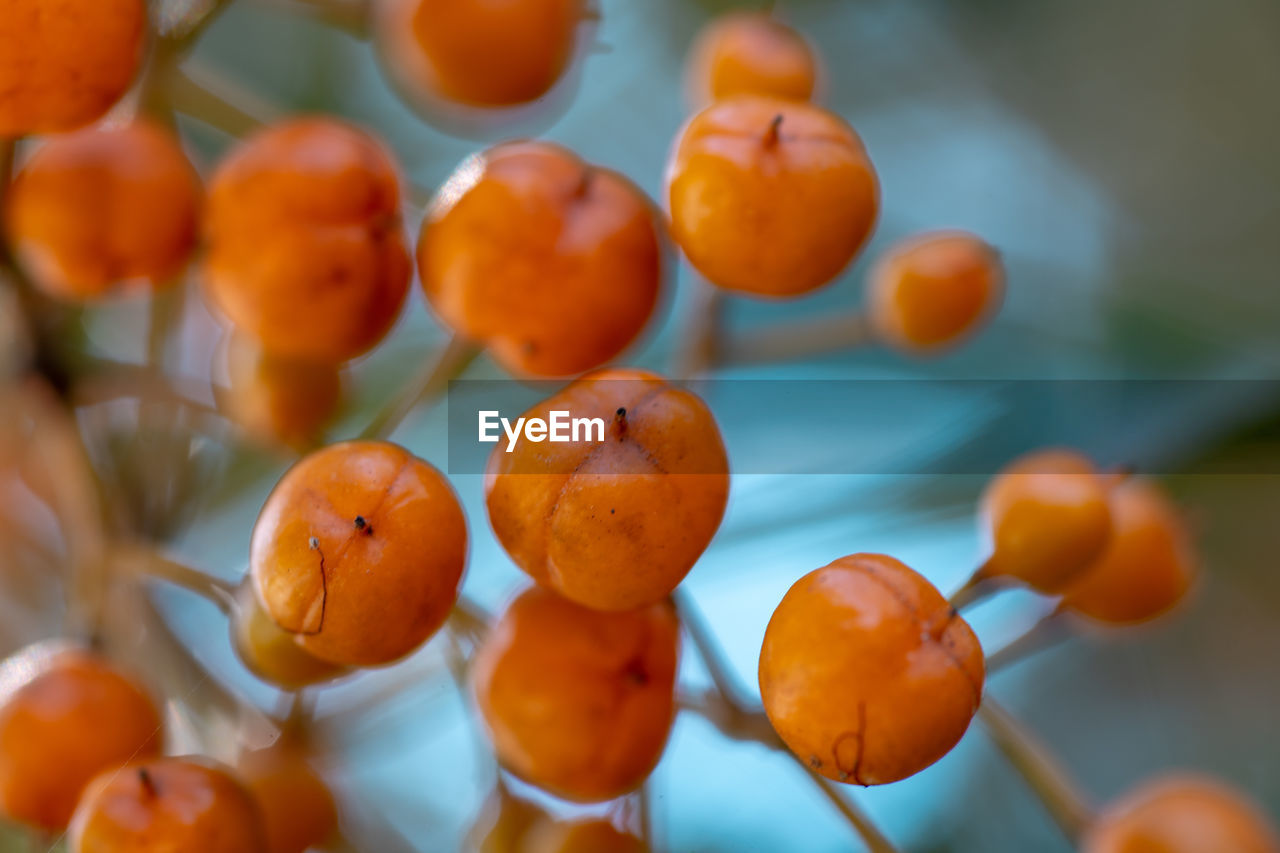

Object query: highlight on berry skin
[666,94,879,298]
[759,553,985,785]
[485,368,729,611]
[470,585,680,803]
[419,141,665,377]
[866,229,1005,355]
[249,440,468,667]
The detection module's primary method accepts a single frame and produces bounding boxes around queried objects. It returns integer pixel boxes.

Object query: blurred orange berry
[238,737,338,853]
[230,581,349,690]
[866,230,1004,354]
[524,818,649,853]
[486,368,729,611]
[977,448,1114,594]
[203,118,411,364]
[463,786,548,853]
[69,756,269,853]
[686,11,818,105]
[1060,478,1197,625]
[250,440,467,667]
[4,120,202,302]
[667,95,878,297]
[0,650,162,831]
[219,336,342,452]
[759,554,984,785]
[1084,774,1280,853]
[0,0,145,136]
[419,141,663,377]
[472,586,679,802]
[378,0,585,108]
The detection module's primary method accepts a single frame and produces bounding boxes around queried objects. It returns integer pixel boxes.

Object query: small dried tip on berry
[612,407,628,438]
[764,114,784,148]
[309,536,320,550]
[138,767,157,798]
[574,167,595,198]
[353,515,372,534]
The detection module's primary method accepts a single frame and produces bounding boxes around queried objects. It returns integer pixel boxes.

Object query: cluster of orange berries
[2,0,1277,851]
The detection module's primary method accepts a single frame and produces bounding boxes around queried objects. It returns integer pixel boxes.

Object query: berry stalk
[358,334,481,441]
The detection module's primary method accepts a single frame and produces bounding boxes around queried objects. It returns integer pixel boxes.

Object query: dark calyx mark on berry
[764,114,784,147]
[621,655,650,686]
[138,767,158,798]
[354,515,373,535]
[612,407,628,439]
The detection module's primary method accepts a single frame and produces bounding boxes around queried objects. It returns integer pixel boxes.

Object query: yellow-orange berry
[686,11,818,105]
[485,368,729,611]
[524,818,649,853]
[203,118,411,364]
[867,230,1004,354]
[977,448,1114,594]
[667,95,879,298]
[230,581,349,690]
[0,0,146,136]
[463,786,548,853]
[69,757,268,853]
[1084,774,1280,853]
[376,0,585,109]
[472,586,679,802]
[759,554,984,785]
[4,120,201,302]
[419,141,663,377]
[250,440,467,667]
[1061,478,1197,625]
[0,650,162,831]
[219,336,342,452]
[237,737,338,853]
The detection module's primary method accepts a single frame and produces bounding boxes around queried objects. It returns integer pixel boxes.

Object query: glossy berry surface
[686,11,818,105]
[1083,774,1280,853]
[1061,478,1197,625]
[486,368,729,611]
[230,580,349,689]
[0,0,146,136]
[237,738,338,853]
[419,141,663,377]
[5,121,202,302]
[667,95,879,297]
[759,553,984,785]
[471,586,679,802]
[866,230,1004,354]
[250,440,468,667]
[203,118,411,364]
[69,757,268,853]
[0,650,162,831]
[978,448,1114,593]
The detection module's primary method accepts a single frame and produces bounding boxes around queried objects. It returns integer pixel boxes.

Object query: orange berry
[250,440,467,667]
[759,554,984,785]
[376,0,585,109]
[463,786,548,853]
[485,368,729,610]
[686,11,818,105]
[472,586,679,802]
[0,0,145,136]
[866,230,1004,354]
[524,818,648,853]
[419,141,663,377]
[238,738,338,853]
[666,95,878,298]
[230,581,349,689]
[219,336,342,452]
[69,757,268,853]
[977,448,1114,594]
[0,650,162,831]
[1084,774,1280,853]
[1060,478,1197,625]
[4,120,201,302]
[203,118,411,364]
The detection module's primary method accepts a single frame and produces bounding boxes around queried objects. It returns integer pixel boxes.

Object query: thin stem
[948,560,1004,610]
[637,780,654,850]
[977,695,1096,842]
[718,311,873,367]
[254,0,371,38]
[166,0,238,50]
[115,543,237,614]
[673,279,725,379]
[677,687,780,748]
[448,595,493,646]
[358,335,481,441]
[167,63,278,137]
[986,607,1071,675]
[672,589,752,710]
[808,771,901,853]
